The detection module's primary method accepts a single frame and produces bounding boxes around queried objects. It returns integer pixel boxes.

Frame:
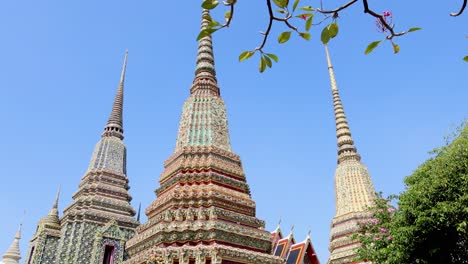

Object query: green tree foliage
[355,122,468,263]
[352,194,398,263]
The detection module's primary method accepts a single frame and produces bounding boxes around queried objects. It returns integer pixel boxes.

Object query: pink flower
[387,235,393,240]
[375,11,393,33]
[380,228,388,233]
[387,207,396,213]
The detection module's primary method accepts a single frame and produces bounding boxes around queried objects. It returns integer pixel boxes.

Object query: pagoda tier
[123,9,283,264]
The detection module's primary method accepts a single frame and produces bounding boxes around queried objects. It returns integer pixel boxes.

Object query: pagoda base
[123,244,284,264]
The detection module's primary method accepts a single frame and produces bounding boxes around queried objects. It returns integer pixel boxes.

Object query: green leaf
[292,0,300,12]
[365,40,383,55]
[328,22,339,38]
[266,53,279,62]
[408,27,422,33]
[299,32,311,40]
[202,0,219,10]
[224,10,231,21]
[321,26,331,44]
[300,6,314,11]
[259,56,267,73]
[275,9,287,14]
[464,56,468,62]
[273,0,288,8]
[197,28,218,41]
[305,15,313,31]
[239,51,255,62]
[278,31,292,44]
[392,42,400,54]
[208,20,221,28]
[264,55,273,68]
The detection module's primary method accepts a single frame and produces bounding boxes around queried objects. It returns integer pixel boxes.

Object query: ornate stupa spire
[325,44,376,264]
[174,9,231,152]
[102,50,127,139]
[52,187,60,209]
[41,187,61,226]
[325,44,361,164]
[190,9,220,95]
[124,8,282,264]
[2,224,22,264]
[48,50,138,263]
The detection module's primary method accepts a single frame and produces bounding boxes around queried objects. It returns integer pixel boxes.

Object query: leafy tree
[199,0,467,70]
[354,122,468,263]
[352,193,398,263]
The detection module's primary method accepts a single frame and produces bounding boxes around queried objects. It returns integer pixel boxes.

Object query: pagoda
[1,224,22,264]
[123,9,285,264]
[24,189,61,263]
[25,51,139,264]
[324,45,376,264]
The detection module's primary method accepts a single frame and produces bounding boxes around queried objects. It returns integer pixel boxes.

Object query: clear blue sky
[0,1,466,263]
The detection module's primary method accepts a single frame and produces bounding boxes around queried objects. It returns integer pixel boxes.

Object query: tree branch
[362,0,405,39]
[221,2,235,28]
[312,15,332,26]
[316,0,358,14]
[450,0,467,16]
[255,0,275,52]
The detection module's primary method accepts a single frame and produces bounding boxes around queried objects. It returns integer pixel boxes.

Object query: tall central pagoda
[324,45,376,264]
[124,9,283,264]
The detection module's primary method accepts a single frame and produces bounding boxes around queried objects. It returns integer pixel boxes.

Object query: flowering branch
[200,0,466,71]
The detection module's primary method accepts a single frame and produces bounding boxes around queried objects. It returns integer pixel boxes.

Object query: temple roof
[270,227,320,264]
